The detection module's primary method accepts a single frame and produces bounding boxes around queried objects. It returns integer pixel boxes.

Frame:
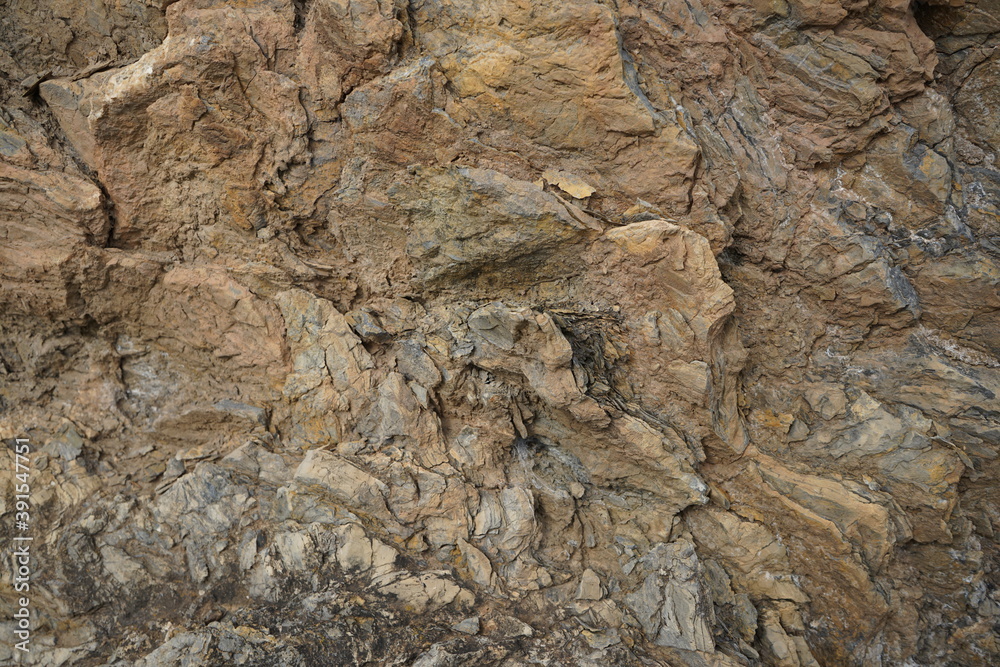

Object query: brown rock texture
[1,0,998,664]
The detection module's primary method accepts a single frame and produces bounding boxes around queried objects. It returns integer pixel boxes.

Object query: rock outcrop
[1,0,998,664]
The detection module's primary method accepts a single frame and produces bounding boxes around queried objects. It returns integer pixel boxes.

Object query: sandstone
[457,538,497,589]
[3,0,998,663]
[394,166,599,287]
[377,572,464,614]
[542,169,597,199]
[576,568,604,601]
[335,522,373,573]
[293,450,393,524]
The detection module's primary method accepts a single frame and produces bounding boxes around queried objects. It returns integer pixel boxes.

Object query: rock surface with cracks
[0,0,998,665]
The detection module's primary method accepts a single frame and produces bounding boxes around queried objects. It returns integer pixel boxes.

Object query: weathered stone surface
[2,0,998,664]
[624,540,715,652]
[394,165,600,287]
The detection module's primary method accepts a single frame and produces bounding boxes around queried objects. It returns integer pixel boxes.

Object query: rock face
[0,0,998,664]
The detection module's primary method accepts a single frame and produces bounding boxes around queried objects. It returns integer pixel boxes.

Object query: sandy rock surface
[1,0,999,664]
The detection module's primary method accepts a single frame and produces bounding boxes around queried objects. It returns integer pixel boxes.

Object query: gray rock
[452,616,481,635]
[623,540,714,652]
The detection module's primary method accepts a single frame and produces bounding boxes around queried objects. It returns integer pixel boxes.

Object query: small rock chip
[452,616,480,635]
[542,169,596,199]
[576,568,604,601]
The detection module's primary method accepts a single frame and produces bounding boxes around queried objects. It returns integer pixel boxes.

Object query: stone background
[0,0,998,664]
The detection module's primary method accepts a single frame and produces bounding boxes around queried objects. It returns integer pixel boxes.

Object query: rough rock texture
[1,0,999,664]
